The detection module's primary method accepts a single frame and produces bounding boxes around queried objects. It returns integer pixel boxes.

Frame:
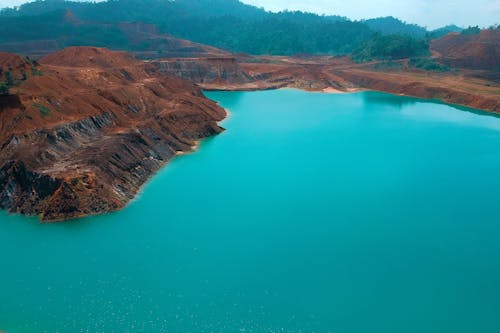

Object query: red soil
[431,30,500,69]
[0,47,226,222]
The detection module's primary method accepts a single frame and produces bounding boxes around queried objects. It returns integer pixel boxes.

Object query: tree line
[0,0,458,60]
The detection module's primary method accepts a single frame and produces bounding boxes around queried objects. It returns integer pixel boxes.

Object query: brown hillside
[0,52,29,69]
[0,47,226,222]
[0,52,37,80]
[41,46,137,68]
[431,30,500,70]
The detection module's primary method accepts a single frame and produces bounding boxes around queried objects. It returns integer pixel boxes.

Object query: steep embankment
[153,55,357,91]
[0,47,226,222]
[147,57,253,86]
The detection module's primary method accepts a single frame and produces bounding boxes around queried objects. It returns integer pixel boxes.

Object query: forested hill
[0,0,266,20]
[364,17,427,38]
[1,0,433,58]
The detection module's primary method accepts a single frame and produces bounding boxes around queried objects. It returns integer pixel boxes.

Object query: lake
[1,90,500,332]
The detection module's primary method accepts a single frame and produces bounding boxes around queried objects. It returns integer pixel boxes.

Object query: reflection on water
[362,91,418,109]
[362,91,500,131]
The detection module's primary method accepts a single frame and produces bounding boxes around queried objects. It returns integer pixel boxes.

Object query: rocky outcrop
[148,57,253,84]
[0,47,226,222]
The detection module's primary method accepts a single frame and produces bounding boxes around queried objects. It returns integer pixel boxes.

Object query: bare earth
[223,56,499,113]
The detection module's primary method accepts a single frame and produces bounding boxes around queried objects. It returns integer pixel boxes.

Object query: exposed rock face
[147,57,253,85]
[431,30,500,70]
[0,47,226,222]
[239,58,354,91]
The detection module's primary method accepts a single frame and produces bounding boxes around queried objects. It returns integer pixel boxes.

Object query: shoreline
[201,84,499,115]
[54,107,231,224]
[183,56,499,114]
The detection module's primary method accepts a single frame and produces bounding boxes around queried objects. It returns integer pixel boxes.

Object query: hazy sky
[242,0,500,28]
[1,0,498,29]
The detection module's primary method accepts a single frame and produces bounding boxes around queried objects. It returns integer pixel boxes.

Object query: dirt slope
[431,30,500,70]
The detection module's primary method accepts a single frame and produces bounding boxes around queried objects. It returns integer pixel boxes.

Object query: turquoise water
[1,90,500,332]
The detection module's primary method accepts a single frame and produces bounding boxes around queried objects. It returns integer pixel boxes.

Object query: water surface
[1,90,500,332]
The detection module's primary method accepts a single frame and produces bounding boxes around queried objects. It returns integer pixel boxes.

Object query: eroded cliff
[147,57,253,85]
[0,47,226,222]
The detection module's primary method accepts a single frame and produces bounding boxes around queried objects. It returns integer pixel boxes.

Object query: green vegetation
[31,67,43,76]
[364,17,427,38]
[5,70,14,86]
[0,10,132,50]
[409,58,451,72]
[353,34,430,62]
[428,25,463,39]
[0,82,8,95]
[0,0,432,57]
[0,68,15,94]
[34,103,51,116]
[372,61,405,71]
[187,16,373,55]
[461,26,481,35]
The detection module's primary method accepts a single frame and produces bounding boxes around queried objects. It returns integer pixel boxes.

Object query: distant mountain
[363,17,428,38]
[0,0,432,58]
[430,25,463,39]
[0,0,265,20]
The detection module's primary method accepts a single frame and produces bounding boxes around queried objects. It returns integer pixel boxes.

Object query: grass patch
[34,103,51,116]
[31,68,43,76]
[410,58,451,72]
[372,61,404,71]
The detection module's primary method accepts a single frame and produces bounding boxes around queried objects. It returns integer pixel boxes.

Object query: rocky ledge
[0,47,226,222]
